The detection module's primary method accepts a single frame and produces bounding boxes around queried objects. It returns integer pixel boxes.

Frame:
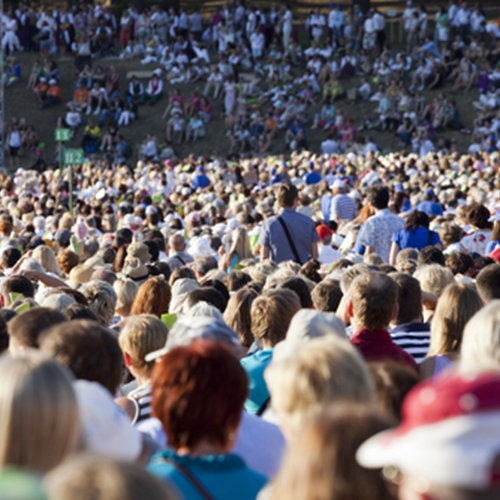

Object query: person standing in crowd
[358,186,405,263]
[259,184,319,265]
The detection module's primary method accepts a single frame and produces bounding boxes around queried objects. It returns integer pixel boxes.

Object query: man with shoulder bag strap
[259,184,319,264]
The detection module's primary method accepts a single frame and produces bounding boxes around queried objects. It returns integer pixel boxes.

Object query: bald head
[348,272,398,331]
[169,233,186,252]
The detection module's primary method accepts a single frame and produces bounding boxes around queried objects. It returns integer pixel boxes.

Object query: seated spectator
[41,79,62,109]
[145,70,164,105]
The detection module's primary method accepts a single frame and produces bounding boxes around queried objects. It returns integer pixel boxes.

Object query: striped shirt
[390,322,431,364]
[330,193,357,222]
[128,385,153,424]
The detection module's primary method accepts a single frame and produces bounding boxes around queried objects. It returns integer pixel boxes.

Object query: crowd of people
[2,2,500,500]
[3,0,500,164]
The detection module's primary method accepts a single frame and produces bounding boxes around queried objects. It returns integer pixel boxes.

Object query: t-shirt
[392,226,441,251]
[240,348,273,415]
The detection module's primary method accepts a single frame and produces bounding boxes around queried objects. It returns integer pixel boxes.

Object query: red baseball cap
[316,224,333,240]
[357,372,500,489]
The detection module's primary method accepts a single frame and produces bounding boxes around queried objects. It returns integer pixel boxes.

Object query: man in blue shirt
[304,162,322,185]
[412,188,444,217]
[259,184,319,264]
[191,166,210,190]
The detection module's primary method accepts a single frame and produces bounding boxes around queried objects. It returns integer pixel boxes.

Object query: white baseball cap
[357,372,500,490]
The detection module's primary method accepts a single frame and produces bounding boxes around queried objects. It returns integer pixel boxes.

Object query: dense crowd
[3,0,500,166]
[2,2,500,500]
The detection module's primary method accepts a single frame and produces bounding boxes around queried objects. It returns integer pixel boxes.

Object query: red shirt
[351,329,418,372]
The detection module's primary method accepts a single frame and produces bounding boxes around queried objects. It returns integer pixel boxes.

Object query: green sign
[55,128,71,142]
[64,148,84,166]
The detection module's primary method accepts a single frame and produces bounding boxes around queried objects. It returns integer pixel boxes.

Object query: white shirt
[139,411,285,479]
[373,12,385,31]
[318,244,344,264]
[283,10,293,32]
[321,138,341,155]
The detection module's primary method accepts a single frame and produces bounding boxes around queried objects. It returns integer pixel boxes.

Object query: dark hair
[476,263,500,303]
[279,277,312,308]
[311,280,343,312]
[0,314,8,354]
[225,271,252,292]
[151,261,171,281]
[417,246,445,267]
[7,307,66,349]
[467,203,491,230]
[278,184,298,208]
[169,266,196,286]
[2,247,21,269]
[39,320,123,395]
[152,340,247,449]
[63,303,99,322]
[3,275,35,301]
[369,362,420,422]
[390,273,422,325]
[184,287,225,313]
[445,252,474,276]
[367,186,390,210]
[143,240,159,263]
[405,211,429,231]
[201,280,229,311]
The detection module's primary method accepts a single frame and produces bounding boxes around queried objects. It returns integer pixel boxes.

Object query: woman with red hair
[148,340,267,500]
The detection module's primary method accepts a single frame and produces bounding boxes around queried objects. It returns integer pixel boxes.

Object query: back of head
[446,252,474,276]
[7,307,66,350]
[266,336,375,436]
[251,289,301,347]
[184,286,225,314]
[460,300,500,373]
[62,304,99,322]
[418,246,445,267]
[79,280,118,327]
[269,404,394,500]
[476,264,500,304]
[367,186,389,210]
[369,362,420,423]
[390,273,422,325]
[151,340,247,450]
[45,454,177,500]
[224,286,258,349]
[349,272,398,331]
[278,277,312,309]
[39,320,122,395]
[429,283,483,356]
[130,277,171,318]
[311,280,343,312]
[278,184,298,208]
[0,351,81,473]
[119,314,169,375]
[2,275,35,306]
[414,264,455,298]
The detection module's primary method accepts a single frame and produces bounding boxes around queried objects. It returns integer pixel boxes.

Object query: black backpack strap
[277,216,302,265]
[256,397,270,416]
[428,228,434,247]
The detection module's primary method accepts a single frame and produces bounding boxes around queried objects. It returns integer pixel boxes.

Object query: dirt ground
[5,51,479,170]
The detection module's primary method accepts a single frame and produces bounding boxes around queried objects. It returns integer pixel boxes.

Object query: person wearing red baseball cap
[357,372,500,499]
[316,224,344,265]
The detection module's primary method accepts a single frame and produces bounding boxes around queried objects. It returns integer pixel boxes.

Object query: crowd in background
[2,2,500,500]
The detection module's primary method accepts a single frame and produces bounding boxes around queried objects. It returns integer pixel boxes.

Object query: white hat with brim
[357,372,500,490]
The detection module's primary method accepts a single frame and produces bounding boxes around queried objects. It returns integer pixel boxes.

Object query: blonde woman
[33,245,64,277]
[269,405,394,500]
[265,335,375,440]
[0,352,82,473]
[420,283,483,380]
[220,226,252,271]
